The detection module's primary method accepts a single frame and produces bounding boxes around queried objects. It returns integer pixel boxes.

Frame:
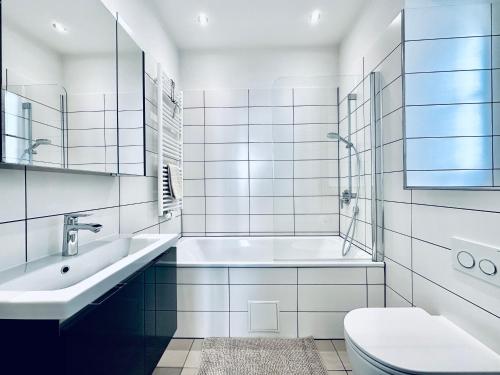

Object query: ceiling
[150,0,370,50]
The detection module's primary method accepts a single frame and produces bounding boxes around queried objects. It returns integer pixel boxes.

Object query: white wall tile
[182,197,205,214]
[206,179,249,196]
[384,229,412,269]
[120,176,157,205]
[294,197,338,214]
[182,215,205,234]
[249,107,293,125]
[295,214,338,233]
[412,204,500,250]
[249,124,293,143]
[404,3,491,40]
[250,197,293,214]
[0,221,26,272]
[119,201,157,234]
[298,285,367,311]
[184,180,205,196]
[205,108,248,125]
[249,143,293,161]
[230,311,297,338]
[386,286,412,307]
[385,258,412,303]
[384,201,411,236]
[177,267,228,284]
[298,312,345,339]
[183,108,204,125]
[298,268,366,284]
[206,197,249,215]
[176,312,229,338]
[230,268,297,284]
[294,88,337,106]
[250,179,293,197]
[294,178,338,197]
[205,143,248,161]
[0,169,25,223]
[177,285,229,311]
[183,144,205,161]
[250,215,294,233]
[230,285,297,311]
[368,285,385,308]
[294,160,338,178]
[183,90,204,108]
[26,171,119,218]
[249,89,293,107]
[250,161,293,179]
[205,89,248,107]
[205,125,248,143]
[205,161,248,178]
[294,106,337,124]
[206,215,249,233]
[367,267,385,284]
[183,126,205,143]
[159,214,182,235]
[294,142,337,160]
[183,162,204,179]
[294,124,338,142]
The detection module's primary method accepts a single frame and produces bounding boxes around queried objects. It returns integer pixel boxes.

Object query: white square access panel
[248,301,280,333]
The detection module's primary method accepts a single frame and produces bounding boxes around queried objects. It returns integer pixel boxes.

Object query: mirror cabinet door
[117,17,145,176]
[1,0,146,176]
[404,3,500,189]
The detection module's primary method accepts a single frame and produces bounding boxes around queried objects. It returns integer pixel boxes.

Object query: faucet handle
[64,213,91,223]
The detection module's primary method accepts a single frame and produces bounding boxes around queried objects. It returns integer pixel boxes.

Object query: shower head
[326,132,353,148]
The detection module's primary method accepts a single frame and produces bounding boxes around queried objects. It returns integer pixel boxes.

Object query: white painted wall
[338,0,403,77]
[180,47,338,90]
[99,0,180,82]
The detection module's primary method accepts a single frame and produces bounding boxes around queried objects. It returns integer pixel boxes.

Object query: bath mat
[198,337,329,375]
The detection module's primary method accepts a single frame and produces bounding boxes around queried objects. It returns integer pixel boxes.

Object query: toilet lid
[344,308,500,374]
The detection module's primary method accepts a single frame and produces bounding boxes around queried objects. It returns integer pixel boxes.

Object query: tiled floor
[153,338,352,375]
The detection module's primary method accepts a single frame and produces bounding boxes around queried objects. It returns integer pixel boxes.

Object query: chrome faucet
[62,213,103,256]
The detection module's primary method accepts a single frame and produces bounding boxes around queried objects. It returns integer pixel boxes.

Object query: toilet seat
[344,308,500,374]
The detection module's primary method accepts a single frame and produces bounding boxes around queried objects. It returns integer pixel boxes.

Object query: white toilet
[344,308,500,375]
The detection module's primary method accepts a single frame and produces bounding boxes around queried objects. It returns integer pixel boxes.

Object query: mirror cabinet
[0,0,146,175]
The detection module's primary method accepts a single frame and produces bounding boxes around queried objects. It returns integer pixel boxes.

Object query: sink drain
[61,265,70,274]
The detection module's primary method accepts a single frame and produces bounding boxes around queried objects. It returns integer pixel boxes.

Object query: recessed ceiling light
[310,10,321,25]
[51,21,67,33]
[197,13,209,26]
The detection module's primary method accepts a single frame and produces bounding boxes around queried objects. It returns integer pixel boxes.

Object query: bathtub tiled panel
[174,265,385,339]
[0,54,182,271]
[182,88,340,237]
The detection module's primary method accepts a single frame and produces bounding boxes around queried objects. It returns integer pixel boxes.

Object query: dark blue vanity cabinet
[0,247,177,375]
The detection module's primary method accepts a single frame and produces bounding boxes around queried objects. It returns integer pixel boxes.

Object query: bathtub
[177,236,377,267]
[173,236,385,339]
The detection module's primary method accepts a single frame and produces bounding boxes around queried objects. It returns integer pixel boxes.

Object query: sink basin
[0,234,179,320]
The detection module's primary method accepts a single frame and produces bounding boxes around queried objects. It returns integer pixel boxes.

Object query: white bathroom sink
[0,234,179,320]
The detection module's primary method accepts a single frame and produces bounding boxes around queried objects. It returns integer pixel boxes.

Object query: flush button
[457,251,475,269]
[479,259,497,276]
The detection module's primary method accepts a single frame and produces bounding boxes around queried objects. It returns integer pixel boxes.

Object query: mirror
[117,17,145,175]
[403,3,499,189]
[1,0,145,175]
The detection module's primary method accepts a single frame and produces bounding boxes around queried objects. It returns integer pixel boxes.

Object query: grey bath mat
[198,337,329,375]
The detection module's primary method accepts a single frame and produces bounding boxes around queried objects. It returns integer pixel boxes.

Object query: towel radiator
[157,64,183,216]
